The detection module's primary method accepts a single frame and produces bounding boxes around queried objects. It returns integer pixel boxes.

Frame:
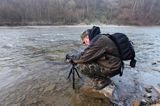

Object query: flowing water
[0,25,160,106]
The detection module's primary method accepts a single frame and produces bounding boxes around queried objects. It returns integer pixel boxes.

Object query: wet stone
[79,87,106,99]
[152,67,160,72]
[140,99,148,105]
[145,93,152,98]
[154,86,160,95]
[72,90,114,106]
[79,84,114,99]
[145,87,152,93]
[152,62,157,65]
[99,85,114,98]
[133,100,140,106]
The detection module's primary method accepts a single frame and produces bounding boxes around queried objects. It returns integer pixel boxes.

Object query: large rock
[71,83,115,106]
[79,85,114,99]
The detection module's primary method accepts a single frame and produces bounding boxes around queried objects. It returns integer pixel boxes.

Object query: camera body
[65,54,76,65]
[65,54,72,60]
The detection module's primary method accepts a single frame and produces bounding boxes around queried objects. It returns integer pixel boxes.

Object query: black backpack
[89,26,136,76]
[106,33,136,68]
[89,27,135,61]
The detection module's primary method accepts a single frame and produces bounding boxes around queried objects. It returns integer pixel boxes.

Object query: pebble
[133,100,140,106]
[152,67,160,72]
[154,86,160,94]
[145,87,152,93]
[146,93,152,98]
[152,62,157,65]
[140,99,147,105]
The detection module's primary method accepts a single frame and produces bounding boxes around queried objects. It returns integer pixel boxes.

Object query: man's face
[82,35,90,46]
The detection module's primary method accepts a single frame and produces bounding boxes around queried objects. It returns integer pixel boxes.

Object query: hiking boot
[95,78,112,90]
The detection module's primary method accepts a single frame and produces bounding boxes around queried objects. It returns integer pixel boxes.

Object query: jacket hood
[89,26,101,41]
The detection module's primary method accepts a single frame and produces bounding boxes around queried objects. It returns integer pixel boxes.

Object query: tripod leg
[67,68,72,79]
[72,68,75,89]
[74,67,81,79]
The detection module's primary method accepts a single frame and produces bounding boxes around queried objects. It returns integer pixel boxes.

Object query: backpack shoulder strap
[102,34,121,58]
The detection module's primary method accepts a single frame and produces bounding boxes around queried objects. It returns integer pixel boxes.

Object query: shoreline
[0,24,160,28]
[0,21,160,27]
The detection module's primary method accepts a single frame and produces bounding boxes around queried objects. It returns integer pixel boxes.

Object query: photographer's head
[81,29,90,46]
[81,26,101,46]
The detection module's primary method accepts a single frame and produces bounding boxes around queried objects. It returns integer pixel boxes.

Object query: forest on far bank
[0,0,160,26]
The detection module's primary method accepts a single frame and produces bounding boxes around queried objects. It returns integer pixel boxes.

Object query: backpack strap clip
[130,58,136,67]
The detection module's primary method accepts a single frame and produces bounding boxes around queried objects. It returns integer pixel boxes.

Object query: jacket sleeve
[74,37,106,64]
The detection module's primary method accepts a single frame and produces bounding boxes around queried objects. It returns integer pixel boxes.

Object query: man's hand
[69,59,77,65]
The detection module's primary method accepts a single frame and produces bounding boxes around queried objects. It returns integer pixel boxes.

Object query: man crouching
[67,26,122,90]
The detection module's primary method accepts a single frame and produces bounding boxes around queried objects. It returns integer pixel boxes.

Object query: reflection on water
[0,26,160,105]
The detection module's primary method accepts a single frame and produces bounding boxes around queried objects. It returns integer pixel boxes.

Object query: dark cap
[81,26,101,41]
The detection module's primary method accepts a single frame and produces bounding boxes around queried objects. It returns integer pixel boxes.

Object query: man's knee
[77,63,104,78]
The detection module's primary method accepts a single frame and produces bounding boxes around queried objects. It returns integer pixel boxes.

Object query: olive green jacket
[74,35,121,74]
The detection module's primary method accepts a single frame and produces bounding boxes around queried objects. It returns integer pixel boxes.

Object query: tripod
[67,64,81,89]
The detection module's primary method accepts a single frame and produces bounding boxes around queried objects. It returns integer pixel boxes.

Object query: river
[0,25,160,106]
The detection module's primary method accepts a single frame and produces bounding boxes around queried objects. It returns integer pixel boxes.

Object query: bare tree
[0,0,159,25]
